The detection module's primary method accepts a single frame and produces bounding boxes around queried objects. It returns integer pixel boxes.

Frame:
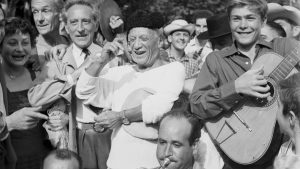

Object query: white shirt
[76,62,185,169]
[72,43,104,123]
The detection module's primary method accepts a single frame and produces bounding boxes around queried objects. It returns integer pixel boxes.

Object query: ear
[289,110,297,128]
[192,138,199,150]
[167,35,172,43]
[262,17,267,27]
[292,26,300,38]
[65,23,70,35]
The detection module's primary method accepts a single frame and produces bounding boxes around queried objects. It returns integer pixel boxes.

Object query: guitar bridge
[215,120,236,145]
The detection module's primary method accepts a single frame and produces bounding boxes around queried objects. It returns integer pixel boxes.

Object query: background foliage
[115,0,292,23]
[2,0,293,24]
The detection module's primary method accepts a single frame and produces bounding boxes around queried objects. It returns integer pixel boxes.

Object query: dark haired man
[190,0,300,169]
[156,106,202,169]
[42,149,81,169]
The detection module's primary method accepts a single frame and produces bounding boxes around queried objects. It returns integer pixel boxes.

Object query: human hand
[6,107,48,131]
[235,66,270,98]
[47,110,69,131]
[29,53,41,71]
[109,15,124,30]
[100,39,124,64]
[94,110,123,129]
[45,44,68,61]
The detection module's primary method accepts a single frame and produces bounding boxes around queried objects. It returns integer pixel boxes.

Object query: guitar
[205,49,300,165]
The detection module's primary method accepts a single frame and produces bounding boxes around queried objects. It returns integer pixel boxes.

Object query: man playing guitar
[190,0,300,169]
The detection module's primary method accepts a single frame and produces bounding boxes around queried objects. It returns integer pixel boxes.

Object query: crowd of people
[0,0,300,169]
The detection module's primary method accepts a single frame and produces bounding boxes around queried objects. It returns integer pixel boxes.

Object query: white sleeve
[142,62,185,123]
[75,70,116,108]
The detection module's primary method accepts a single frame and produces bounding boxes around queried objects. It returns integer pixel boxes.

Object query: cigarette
[161,158,170,169]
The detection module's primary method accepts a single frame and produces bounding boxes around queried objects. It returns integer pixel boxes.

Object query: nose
[133,38,142,50]
[77,22,85,33]
[16,43,25,53]
[239,18,248,29]
[37,12,45,23]
[164,144,173,157]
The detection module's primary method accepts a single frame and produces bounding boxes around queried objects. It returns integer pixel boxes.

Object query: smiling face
[168,30,191,51]
[156,117,194,169]
[65,4,97,49]
[195,18,207,36]
[127,27,160,68]
[1,32,32,67]
[230,6,265,49]
[31,0,60,36]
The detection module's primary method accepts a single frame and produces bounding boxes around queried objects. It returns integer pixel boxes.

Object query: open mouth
[12,55,26,61]
[134,51,146,55]
[38,24,48,28]
[238,32,252,35]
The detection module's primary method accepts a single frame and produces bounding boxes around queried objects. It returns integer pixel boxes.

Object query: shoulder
[62,46,74,62]
[272,38,300,55]
[204,49,224,64]
[102,65,134,80]
[164,61,185,72]
[89,43,103,54]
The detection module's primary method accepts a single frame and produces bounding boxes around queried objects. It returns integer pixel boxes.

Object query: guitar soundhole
[254,80,277,107]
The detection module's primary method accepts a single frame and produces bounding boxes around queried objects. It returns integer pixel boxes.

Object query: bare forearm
[85,61,107,77]
[124,105,143,123]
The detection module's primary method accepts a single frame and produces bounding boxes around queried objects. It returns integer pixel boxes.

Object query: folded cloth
[43,100,69,149]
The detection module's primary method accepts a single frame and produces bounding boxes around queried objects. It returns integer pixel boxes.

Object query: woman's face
[1,32,32,67]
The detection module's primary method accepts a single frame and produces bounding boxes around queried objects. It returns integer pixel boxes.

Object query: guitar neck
[269,48,300,82]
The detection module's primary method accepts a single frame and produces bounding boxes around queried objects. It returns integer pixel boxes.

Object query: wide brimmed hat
[164,19,195,36]
[99,0,124,42]
[197,14,231,40]
[267,3,300,25]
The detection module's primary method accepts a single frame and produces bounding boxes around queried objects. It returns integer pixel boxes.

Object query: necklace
[6,70,24,80]
[8,73,17,80]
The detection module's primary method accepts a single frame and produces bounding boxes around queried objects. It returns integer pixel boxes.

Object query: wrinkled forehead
[31,0,56,9]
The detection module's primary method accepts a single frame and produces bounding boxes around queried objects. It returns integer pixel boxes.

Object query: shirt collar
[220,38,273,58]
[72,43,96,55]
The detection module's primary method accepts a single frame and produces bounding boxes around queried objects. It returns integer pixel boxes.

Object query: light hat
[164,19,195,36]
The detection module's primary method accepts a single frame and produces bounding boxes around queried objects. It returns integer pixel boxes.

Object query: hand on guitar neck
[235,65,271,98]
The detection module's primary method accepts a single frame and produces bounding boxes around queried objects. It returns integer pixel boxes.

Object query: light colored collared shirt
[72,43,104,124]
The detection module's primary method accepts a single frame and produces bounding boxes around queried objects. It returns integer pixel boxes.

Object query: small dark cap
[125,10,165,32]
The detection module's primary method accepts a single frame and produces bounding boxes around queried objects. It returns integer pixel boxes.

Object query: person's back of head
[42,149,82,169]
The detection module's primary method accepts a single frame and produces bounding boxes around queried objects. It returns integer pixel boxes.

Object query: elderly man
[164,19,198,79]
[267,3,300,41]
[28,1,111,169]
[76,9,185,169]
[31,0,69,65]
